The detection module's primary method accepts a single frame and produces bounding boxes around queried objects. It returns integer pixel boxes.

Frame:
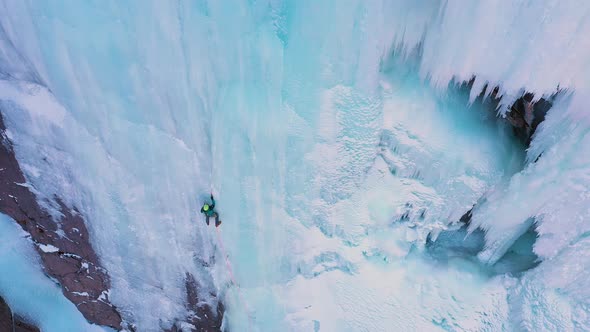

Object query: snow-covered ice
[0,0,589,331]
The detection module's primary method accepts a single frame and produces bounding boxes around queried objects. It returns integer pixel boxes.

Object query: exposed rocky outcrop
[0,112,122,329]
[185,273,224,331]
[505,92,552,146]
[163,273,224,332]
[464,79,555,148]
[0,296,40,332]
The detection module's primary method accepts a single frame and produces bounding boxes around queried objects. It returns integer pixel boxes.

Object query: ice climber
[201,194,221,227]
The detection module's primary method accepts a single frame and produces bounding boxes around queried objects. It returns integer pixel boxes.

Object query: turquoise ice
[1,0,590,331]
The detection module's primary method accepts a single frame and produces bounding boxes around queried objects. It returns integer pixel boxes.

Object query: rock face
[162,273,224,332]
[0,112,122,329]
[0,296,40,332]
[461,79,554,148]
[505,92,552,146]
[185,273,224,331]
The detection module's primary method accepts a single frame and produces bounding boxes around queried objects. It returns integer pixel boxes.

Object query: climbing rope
[215,226,255,331]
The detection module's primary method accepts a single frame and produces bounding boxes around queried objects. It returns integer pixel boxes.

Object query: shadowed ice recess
[1,1,590,331]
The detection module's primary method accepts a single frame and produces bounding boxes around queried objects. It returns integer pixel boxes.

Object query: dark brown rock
[461,78,555,148]
[0,296,13,332]
[13,316,40,332]
[0,297,40,332]
[186,272,224,332]
[0,112,122,329]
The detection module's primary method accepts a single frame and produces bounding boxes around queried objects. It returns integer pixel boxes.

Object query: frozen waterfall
[1,1,590,331]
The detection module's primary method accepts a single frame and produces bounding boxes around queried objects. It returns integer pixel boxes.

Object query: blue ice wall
[0,0,590,331]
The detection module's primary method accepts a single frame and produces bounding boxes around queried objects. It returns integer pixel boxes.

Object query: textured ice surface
[0,0,590,331]
[0,213,110,332]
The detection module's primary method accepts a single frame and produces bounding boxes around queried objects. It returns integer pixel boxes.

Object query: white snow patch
[37,243,59,253]
[98,290,110,302]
